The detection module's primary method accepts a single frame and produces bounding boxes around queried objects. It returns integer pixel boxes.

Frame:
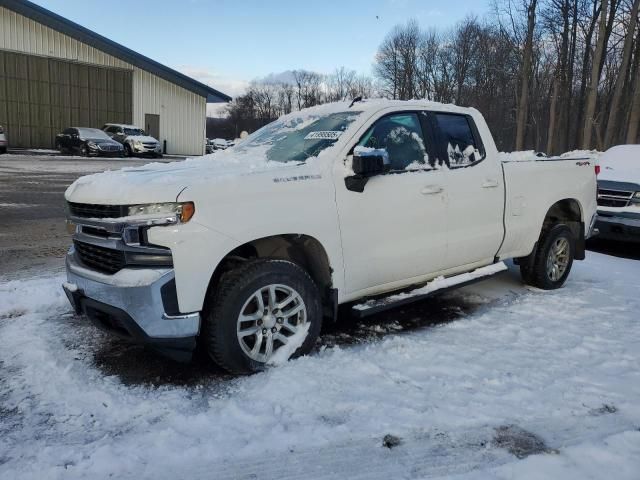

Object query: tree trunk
[516,0,538,151]
[547,77,560,154]
[627,49,640,143]
[582,0,609,149]
[575,0,600,147]
[603,0,639,148]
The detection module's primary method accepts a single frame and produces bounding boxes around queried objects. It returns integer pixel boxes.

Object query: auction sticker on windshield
[304,131,343,140]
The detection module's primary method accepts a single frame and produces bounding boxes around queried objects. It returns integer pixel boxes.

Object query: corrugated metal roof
[0,0,232,103]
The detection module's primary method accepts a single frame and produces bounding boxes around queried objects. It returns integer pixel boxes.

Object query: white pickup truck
[63,99,598,374]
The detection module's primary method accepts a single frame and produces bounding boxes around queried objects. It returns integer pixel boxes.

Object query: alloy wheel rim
[236,284,307,363]
[546,237,570,282]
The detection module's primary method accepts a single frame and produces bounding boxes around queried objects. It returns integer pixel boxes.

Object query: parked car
[0,125,7,154]
[594,144,640,242]
[102,123,162,158]
[63,100,597,374]
[212,138,232,150]
[55,127,124,157]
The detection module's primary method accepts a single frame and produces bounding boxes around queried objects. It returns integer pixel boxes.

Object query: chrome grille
[597,188,633,208]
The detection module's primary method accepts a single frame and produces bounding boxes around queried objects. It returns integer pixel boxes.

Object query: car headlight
[127,202,195,224]
[634,192,640,199]
[132,140,143,148]
[87,141,97,149]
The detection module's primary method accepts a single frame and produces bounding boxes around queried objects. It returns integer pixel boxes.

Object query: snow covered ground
[1,253,639,479]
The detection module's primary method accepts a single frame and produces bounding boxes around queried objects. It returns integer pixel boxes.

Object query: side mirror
[352,153,387,176]
[345,147,390,192]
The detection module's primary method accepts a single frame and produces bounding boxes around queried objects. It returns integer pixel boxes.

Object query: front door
[145,114,160,140]
[335,112,448,295]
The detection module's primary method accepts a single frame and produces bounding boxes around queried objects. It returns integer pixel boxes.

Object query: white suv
[102,123,162,158]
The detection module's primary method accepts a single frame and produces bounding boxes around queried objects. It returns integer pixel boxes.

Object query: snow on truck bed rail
[499,150,599,162]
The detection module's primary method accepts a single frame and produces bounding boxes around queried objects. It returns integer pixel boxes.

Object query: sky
[33,0,488,106]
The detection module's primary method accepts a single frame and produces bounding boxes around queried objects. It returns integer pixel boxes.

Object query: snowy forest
[221,0,640,154]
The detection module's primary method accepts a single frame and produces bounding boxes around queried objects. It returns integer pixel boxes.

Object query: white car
[594,144,640,242]
[102,123,163,158]
[63,99,597,374]
[0,125,7,154]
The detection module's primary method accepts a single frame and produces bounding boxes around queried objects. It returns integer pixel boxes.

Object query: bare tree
[583,0,610,148]
[516,0,539,150]
[603,0,640,147]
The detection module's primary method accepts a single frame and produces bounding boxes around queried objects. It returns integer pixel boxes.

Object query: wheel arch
[203,234,337,320]
[541,198,585,260]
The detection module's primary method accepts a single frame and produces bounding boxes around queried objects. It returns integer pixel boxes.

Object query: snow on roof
[294,98,477,118]
[103,123,141,129]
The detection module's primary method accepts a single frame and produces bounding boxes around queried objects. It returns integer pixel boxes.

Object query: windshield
[124,128,146,136]
[236,111,361,163]
[78,128,110,140]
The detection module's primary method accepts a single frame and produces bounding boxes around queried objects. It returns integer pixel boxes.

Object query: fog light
[66,220,77,234]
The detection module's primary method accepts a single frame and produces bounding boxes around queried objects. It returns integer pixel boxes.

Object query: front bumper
[63,250,200,360]
[133,144,162,156]
[594,211,640,242]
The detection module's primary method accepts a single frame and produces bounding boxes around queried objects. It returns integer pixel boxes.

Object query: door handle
[421,185,444,195]
[482,179,499,188]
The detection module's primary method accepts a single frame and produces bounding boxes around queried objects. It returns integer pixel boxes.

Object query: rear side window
[434,113,484,167]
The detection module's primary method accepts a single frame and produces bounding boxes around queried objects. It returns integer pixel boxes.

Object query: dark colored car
[55,127,124,157]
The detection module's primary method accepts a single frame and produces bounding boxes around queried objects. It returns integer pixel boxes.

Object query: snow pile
[266,322,310,366]
[598,145,640,182]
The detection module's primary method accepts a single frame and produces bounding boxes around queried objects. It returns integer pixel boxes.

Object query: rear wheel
[202,259,322,374]
[520,223,575,290]
[0,147,6,154]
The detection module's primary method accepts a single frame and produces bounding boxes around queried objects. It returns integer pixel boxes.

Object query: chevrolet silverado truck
[63,99,598,374]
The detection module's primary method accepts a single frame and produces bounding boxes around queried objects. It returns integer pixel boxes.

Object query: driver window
[357,113,428,171]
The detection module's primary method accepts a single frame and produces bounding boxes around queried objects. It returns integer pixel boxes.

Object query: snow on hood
[126,135,158,143]
[64,147,298,204]
[598,145,640,183]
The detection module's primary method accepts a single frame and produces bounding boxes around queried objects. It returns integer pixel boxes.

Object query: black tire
[80,143,89,157]
[520,223,575,290]
[202,259,322,374]
[124,144,133,157]
[0,147,6,154]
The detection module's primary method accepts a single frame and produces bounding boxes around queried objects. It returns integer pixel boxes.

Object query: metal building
[0,0,230,156]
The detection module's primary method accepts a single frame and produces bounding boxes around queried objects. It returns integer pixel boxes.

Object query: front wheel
[202,259,322,374]
[80,144,89,157]
[520,223,575,290]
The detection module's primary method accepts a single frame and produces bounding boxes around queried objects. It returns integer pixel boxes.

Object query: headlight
[87,141,97,148]
[634,192,640,199]
[127,202,195,223]
[133,140,143,148]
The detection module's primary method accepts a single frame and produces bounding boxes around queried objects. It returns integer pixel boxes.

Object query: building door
[145,114,160,140]
[0,51,132,149]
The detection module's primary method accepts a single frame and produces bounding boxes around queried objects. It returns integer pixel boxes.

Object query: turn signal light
[180,202,195,223]
[595,165,600,176]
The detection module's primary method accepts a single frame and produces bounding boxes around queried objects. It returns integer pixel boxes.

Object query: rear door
[430,112,504,268]
[335,111,448,295]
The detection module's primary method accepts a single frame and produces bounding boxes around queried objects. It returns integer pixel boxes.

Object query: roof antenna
[349,96,363,108]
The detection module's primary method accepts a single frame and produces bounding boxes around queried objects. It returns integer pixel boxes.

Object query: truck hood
[64,150,307,204]
[126,135,158,143]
